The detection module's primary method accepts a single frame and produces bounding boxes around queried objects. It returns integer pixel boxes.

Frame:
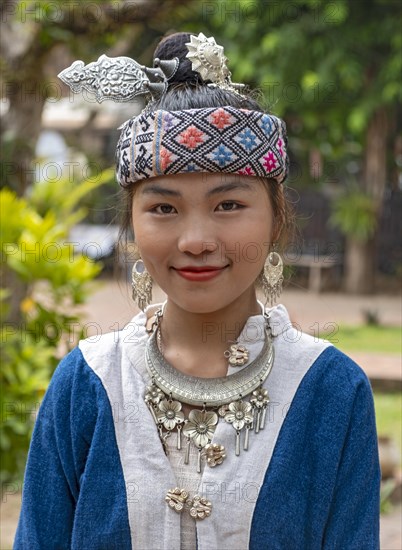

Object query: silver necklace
[147,321,273,406]
[144,309,274,472]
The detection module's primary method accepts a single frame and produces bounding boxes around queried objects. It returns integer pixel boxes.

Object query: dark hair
[150,32,262,112]
[117,32,294,266]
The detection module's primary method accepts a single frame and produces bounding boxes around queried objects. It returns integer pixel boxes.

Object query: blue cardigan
[14,309,380,549]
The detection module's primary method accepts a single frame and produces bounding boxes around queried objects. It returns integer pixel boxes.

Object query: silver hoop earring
[131,259,153,310]
[261,252,283,307]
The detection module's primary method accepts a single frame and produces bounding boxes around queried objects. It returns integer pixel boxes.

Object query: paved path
[381,504,402,549]
[82,278,402,330]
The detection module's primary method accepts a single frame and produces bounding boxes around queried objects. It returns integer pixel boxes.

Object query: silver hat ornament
[57,33,244,104]
[58,54,179,103]
[185,32,245,94]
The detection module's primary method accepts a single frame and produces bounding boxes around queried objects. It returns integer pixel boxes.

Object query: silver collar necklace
[144,306,275,473]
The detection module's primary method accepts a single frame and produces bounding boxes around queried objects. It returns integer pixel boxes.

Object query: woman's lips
[173,266,228,282]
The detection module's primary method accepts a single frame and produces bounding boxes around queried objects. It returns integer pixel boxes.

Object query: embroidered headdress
[58,32,289,186]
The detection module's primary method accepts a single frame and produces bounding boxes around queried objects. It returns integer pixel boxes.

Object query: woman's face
[132,172,274,314]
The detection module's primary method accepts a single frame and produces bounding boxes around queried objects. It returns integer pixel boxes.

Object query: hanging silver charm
[250,387,270,431]
[255,410,261,434]
[165,487,189,513]
[244,424,250,451]
[260,407,267,430]
[144,383,164,406]
[184,437,191,465]
[218,404,230,417]
[158,425,171,456]
[203,443,226,467]
[144,383,164,424]
[224,344,249,366]
[235,431,241,456]
[224,400,253,456]
[197,449,202,474]
[188,494,212,520]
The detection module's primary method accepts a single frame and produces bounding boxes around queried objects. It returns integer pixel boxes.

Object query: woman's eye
[217,201,242,211]
[152,204,176,214]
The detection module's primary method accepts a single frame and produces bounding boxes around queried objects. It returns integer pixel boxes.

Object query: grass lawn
[320,324,401,354]
[373,392,402,464]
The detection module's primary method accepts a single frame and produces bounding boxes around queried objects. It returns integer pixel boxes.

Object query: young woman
[15,32,380,549]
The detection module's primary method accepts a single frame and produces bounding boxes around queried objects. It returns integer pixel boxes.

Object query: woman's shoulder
[46,346,105,400]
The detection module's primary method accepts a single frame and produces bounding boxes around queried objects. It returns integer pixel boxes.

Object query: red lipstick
[173,266,227,282]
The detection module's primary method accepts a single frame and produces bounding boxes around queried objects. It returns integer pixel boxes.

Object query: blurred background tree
[1,0,191,195]
[1,0,194,324]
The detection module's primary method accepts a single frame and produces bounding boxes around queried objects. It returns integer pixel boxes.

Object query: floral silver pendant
[224,400,254,455]
[156,399,185,431]
[182,409,218,448]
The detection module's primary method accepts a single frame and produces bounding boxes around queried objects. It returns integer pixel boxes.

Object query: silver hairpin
[58,54,179,103]
[185,32,245,94]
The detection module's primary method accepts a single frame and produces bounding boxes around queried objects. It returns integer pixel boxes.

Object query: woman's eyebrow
[140,185,181,197]
[206,182,254,197]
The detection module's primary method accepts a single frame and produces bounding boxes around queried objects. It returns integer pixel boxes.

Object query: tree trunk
[344,236,376,294]
[343,107,388,294]
[364,107,389,210]
[1,265,27,327]
[2,69,46,195]
[1,8,47,196]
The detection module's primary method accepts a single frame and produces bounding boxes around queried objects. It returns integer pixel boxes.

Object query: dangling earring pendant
[131,259,153,310]
[262,252,283,306]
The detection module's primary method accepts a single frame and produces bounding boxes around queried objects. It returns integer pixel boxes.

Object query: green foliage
[374,392,401,514]
[380,478,398,514]
[0,332,55,482]
[330,191,377,240]
[0,171,110,482]
[374,392,402,457]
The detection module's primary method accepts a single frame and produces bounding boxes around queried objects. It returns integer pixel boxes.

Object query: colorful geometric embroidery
[115,106,289,187]
[235,128,260,152]
[177,126,207,149]
[262,151,279,172]
[207,144,237,167]
[208,108,236,130]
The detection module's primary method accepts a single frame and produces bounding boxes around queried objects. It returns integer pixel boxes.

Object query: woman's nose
[177,221,219,256]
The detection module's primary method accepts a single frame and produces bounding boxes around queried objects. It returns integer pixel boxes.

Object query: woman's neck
[151,290,262,378]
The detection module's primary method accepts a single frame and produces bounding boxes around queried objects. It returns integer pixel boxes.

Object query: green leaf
[330,191,377,240]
